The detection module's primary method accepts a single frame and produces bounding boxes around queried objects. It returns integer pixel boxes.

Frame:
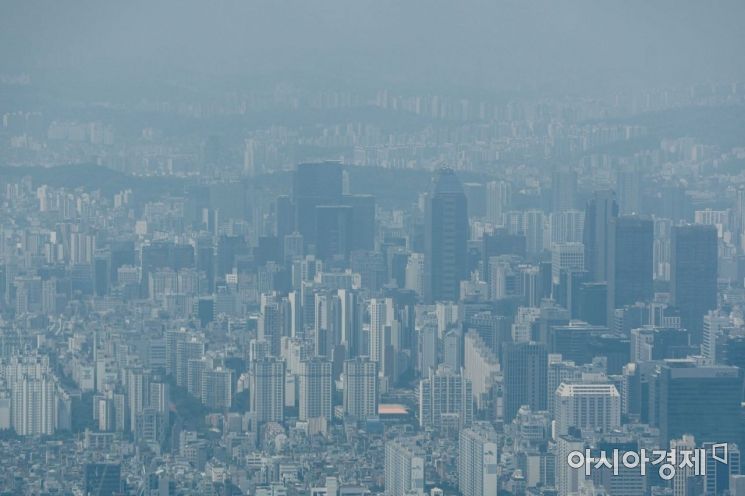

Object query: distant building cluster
[0,80,744,495]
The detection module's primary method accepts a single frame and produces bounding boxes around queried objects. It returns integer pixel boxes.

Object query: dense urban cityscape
[2,1,745,495]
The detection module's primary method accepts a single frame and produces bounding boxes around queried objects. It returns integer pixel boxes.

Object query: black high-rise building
[671,225,718,343]
[292,162,344,251]
[315,205,354,262]
[609,216,653,318]
[583,190,618,283]
[343,193,376,251]
[651,361,742,446]
[94,251,110,297]
[578,282,608,326]
[503,341,548,422]
[275,195,294,240]
[216,235,249,281]
[424,168,468,303]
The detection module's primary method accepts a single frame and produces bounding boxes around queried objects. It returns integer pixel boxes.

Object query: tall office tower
[368,297,394,372]
[343,356,378,420]
[703,442,741,496]
[652,361,742,446]
[486,180,511,225]
[551,168,578,213]
[337,289,362,358]
[551,242,585,285]
[249,357,286,424]
[503,341,548,422]
[259,295,285,357]
[425,168,468,303]
[314,205,353,262]
[418,364,473,431]
[550,210,585,244]
[175,335,204,388]
[554,382,621,436]
[458,422,499,496]
[275,194,294,241]
[384,437,425,496]
[11,374,58,436]
[94,250,110,296]
[463,331,500,412]
[610,217,653,319]
[201,367,232,410]
[583,190,619,282]
[615,164,642,215]
[703,310,732,364]
[671,225,718,343]
[578,282,608,326]
[292,162,344,251]
[556,433,585,496]
[343,193,376,251]
[299,358,332,421]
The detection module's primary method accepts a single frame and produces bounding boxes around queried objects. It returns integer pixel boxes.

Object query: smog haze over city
[1,1,745,495]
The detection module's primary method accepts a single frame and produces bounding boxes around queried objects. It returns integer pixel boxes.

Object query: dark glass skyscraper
[503,341,548,422]
[583,190,619,283]
[652,361,742,446]
[610,216,653,314]
[315,205,354,262]
[671,225,718,343]
[424,168,468,303]
[292,162,344,251]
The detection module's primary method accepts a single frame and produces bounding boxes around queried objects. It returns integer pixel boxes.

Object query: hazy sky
[2,0,744,94]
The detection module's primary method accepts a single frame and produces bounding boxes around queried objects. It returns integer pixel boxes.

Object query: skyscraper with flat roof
[503,341,548,422]
[671,224,718,343]
[652,361,742,446]
[425,168,468,303]
[583,190,618,283]
[610,216,653,315]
